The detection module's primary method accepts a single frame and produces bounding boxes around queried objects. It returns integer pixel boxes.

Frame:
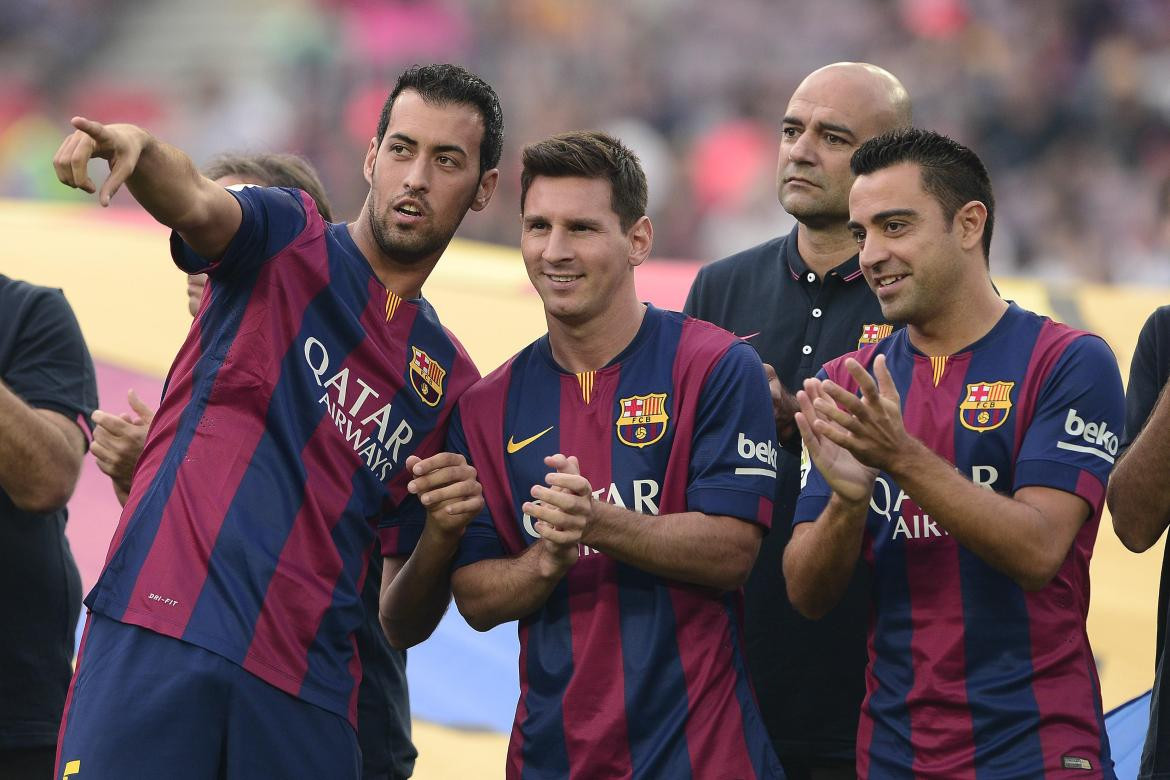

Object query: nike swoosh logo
[507,425,555,454]
[736,331,761,341]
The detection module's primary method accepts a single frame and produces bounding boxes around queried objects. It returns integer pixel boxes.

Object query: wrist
[884,436,931,484]
[535,540,575,581]
[420,518,464,549]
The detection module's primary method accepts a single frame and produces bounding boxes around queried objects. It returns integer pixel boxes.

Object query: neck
[347,219,446,300]
[907,275,1008,356]
[547,299,647,374]
[795,220,857,278]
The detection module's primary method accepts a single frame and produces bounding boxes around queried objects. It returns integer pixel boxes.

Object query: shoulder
[0,278,78,331]
[696,235,787,284]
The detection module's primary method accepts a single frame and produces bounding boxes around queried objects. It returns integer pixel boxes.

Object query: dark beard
[367,198,443,266]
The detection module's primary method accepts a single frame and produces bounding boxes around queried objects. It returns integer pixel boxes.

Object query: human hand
[406,452,483,537]
[525,454,592,577]
[796,376,878,507]
[811,355,909,474]
[91,389,155,505]
[52,116,151,206]
[764,362,799,444]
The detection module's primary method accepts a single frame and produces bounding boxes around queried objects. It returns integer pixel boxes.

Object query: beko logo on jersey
[305,337,413,480]
[1059,408,1118,463]
[736,432,777,478]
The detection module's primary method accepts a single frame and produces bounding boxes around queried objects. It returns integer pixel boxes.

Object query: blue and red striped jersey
[795,303,1123,779]
[447,305,783,779]
[84,185,479,726]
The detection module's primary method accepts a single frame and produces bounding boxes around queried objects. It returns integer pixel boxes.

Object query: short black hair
[203,152,334,222]
[375,64,504,176]
[520,131,647,232]
[851,127,995,260]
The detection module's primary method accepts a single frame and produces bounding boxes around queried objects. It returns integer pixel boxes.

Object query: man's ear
[363,137,379,186]
[955,200,988,253]
[627,215,653,269]
[471,168,499,212]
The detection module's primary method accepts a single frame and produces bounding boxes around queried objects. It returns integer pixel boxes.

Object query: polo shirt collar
[783,226,865,283]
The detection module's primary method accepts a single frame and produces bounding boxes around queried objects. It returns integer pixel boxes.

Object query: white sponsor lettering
[737,432,778,477]
[1061,408,1118,463]
[307,337,413,481]
[971,465,999,489]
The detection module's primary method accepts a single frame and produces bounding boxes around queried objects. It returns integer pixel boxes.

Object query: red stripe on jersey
[902,353,977,779]
[507,622,531,777]
[559,368,633,778]
[1025,469,1107,770]
[124,232,329,635]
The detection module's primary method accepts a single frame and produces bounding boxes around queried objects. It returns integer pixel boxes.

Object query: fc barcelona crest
[616,393,669,448]
[959,380,1015,432]
[858,323,894,348]
[409,346,446,407]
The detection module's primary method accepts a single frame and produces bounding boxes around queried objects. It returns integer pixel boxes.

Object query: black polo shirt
[684,226,894,763]
[1120,304,1170,779]
[0,276,97,751]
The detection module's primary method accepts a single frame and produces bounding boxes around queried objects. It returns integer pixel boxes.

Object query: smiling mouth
[877,275,907,288]
[546,273,582,283]
[394,203,424,217]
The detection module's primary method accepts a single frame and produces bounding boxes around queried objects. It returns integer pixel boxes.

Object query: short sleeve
[1,287,97,443]
[1013,335,1125,515]
[686,341,777,527]
[445,404,506,568]
[1121,307,1170,451]
[171,185,310,278]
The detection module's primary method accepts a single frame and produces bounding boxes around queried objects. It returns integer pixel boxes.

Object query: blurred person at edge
[0,277,96,780]
[683,62,910,780]
[91,152,418,780]
[51,63,501,779]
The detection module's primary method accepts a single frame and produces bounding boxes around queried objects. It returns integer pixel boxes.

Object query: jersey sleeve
[1121,307,1170,450]
[2,287,97,444]
[445,404,506,568]
[793,366,834,526]
[686,341,777,527]
[171,185,310,278]
[1013,334,1125,515]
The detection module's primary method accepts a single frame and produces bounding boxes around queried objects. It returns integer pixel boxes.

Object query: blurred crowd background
[4,0,1170,282]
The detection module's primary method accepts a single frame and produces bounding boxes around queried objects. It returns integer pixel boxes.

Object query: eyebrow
[387,132,468,157]
[847,208,919,231]
[781,116,857,139]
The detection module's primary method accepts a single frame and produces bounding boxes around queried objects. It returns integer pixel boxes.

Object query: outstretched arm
[53,117,241,258]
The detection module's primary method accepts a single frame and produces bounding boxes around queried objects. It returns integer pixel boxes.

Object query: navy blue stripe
[505,346,571,777]
[958,325,1045,777]
[721,594,781,778]
[863,340,916,778]
[519,582,572,779]
[301,474,376,709]
[611,326,693,779]
[87,261,262,614]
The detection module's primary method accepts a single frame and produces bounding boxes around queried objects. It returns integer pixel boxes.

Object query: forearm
[122,133,240,257]
[783,494,868,618]
[0,382,82,512]
[379,523,462,649]
[452,543,566,631]
[581,503,761,591]
[890,440,1071,589]
[1108,396,1170,552]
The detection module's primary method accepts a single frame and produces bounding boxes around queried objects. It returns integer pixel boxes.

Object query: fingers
[71,116,108,139]
[406,458,476,497]
[543,453,581,477]
[408,451,466,477]
[416,475,482,509]
[99,143,142,206]
[873,354,899,401]
[530,483,589,514]
[92,408,134,436]
[52,131,97,194]
[126,389,156,424]
[533,519,581,547]
[525,499,585,536]
[541,471,590,497]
